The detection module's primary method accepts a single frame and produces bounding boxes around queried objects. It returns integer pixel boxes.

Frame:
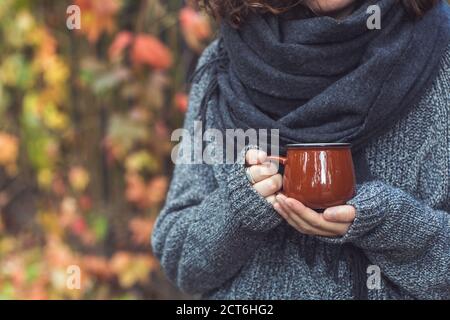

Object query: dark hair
[195,0,439,27]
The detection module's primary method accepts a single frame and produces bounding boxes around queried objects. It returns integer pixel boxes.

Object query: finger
[248,162,279,183]
[274,202,289,219]
[284,198,349,236]
[276,194,297,216]
[275,202,308,232]
[253,174,282,198]
[323,205,356,223]
[266,195,277,204]
[274,196,292,219]
[276,194,304,218]
[245,149,267,166]
[276,195,337,237]
[287,210,337,237]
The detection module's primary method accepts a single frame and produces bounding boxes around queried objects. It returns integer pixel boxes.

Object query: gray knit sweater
[152,41,450,300]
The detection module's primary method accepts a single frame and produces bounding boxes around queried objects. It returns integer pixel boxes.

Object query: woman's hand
[245,149,282,204]
[273,194,356,237]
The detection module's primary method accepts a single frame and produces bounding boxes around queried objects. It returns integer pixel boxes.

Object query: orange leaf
[146,176,168,207]
[0,132,19,174]
[125,173,147,206]
[129,217,154,246]
[175,93,189,113]
[82,255,113,279]
[109,31,133,61]
[75,0,120,43]
[131,34,172,70]
[180,7,211,40]
[180,7,212,51]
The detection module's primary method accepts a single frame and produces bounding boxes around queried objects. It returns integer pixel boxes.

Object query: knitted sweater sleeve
[322,180,450,299]
[151,43,283,295]
[319,52,450,299]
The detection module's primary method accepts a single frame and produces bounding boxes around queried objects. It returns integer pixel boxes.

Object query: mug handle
[267,156,288,165]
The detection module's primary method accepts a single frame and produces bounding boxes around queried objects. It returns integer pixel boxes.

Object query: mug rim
[286,143,351,148]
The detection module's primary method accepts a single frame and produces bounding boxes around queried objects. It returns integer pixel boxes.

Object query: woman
[152,0,450,299]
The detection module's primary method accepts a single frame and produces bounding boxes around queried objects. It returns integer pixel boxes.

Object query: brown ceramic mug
[267,143,356,210]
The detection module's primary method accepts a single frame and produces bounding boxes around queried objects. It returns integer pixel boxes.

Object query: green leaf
[90,215,109,241]
[26,262,40,283]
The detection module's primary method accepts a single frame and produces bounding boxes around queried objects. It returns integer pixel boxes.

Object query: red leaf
[79,195,93,211]
[71,217,88,236]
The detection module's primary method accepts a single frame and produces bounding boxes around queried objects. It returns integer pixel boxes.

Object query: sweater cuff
[319,181,394,244]
[226,147,283,233]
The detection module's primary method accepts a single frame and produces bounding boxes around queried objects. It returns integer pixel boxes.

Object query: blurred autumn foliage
[0,0,213,299]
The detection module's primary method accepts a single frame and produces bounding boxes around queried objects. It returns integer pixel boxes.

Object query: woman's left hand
[273,194,356,237]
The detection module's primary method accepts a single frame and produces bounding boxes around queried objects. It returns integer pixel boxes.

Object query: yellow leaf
[69,166,90,192]
[37,168,54,189]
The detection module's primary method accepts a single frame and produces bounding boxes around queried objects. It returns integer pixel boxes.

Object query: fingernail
[258,151,267,162]
[276,194,286,202]
[324,208,337,219]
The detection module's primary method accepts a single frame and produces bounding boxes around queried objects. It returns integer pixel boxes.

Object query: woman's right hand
[245,149,283,204]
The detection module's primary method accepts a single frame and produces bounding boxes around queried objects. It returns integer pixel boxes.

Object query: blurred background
[0,0,214,299]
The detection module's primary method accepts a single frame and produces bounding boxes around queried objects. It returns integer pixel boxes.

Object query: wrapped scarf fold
[215,0,449,154]
[195,0,450,299]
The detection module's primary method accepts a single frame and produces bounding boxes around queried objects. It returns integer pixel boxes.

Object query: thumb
[323,205,356,223]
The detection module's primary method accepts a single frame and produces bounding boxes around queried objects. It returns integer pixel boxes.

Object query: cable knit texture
[151,41,450,300]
